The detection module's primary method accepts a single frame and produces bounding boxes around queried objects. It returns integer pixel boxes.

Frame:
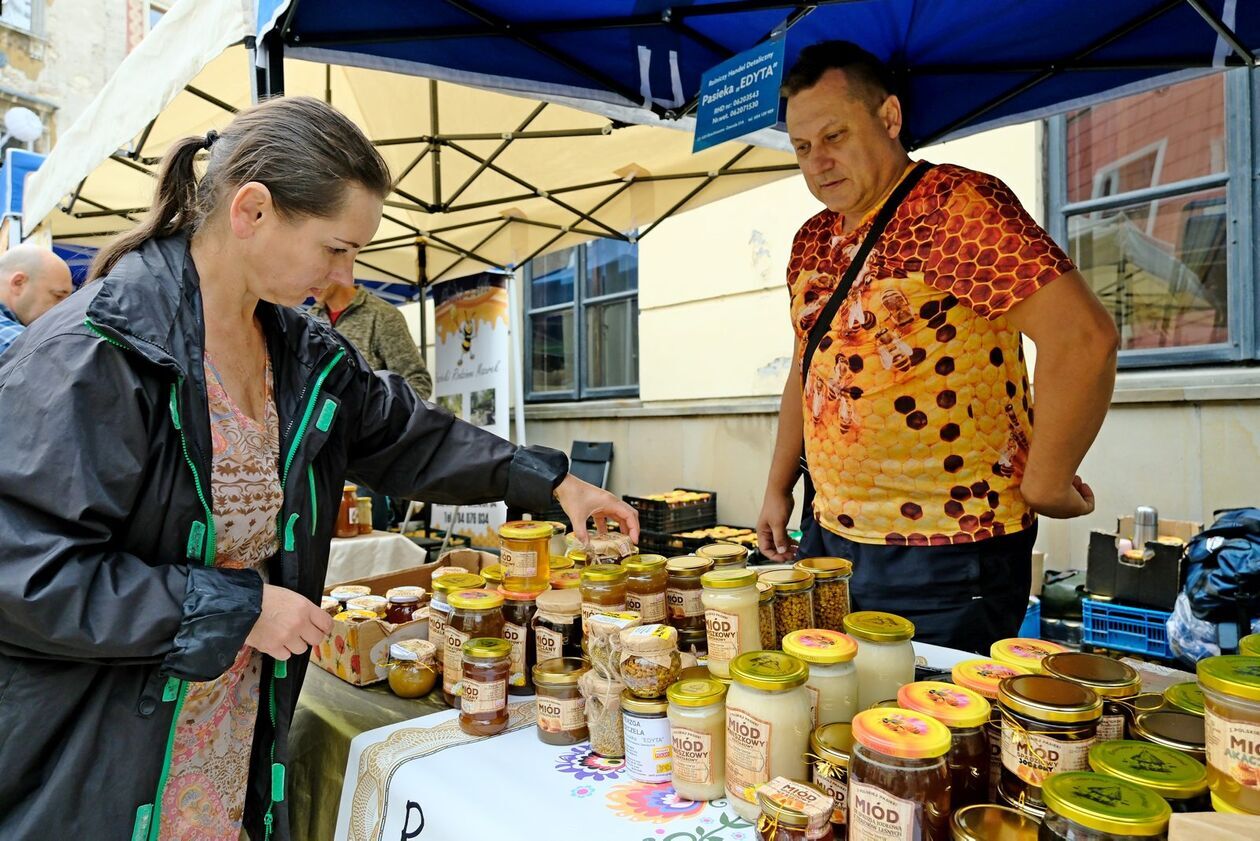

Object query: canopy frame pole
[392,145,432,188]
[918,0,1186,147]
[130,118,157,161]
[443,101,548,209]
[417,242,428,351]
[639,145,754,239]
[252,30,286,101]
[429,80,443,207]
[443,140,629,240]
[1184,0,1255,66]
[516,180,637,268]
[429,219,514,285]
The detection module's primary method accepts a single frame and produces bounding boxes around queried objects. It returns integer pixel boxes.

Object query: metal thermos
[1133,506,1159,548]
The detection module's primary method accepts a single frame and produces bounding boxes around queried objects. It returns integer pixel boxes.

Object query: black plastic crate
[623,488,717,533]
[634,525,762,563]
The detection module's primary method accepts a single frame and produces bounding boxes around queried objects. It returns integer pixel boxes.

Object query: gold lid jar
[696,542,749,569]
[950,804,1038,840]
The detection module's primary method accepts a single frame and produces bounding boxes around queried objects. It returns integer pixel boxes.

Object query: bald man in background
[0,245,73,357]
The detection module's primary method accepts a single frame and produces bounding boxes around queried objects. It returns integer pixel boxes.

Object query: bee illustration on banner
[457,319,478,366]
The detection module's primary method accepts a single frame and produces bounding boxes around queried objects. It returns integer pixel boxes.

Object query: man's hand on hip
[1019,473,1095,519]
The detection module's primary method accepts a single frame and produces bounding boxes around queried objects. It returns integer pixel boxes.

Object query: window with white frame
[524,238,639,401]
[1046,71,1255,366]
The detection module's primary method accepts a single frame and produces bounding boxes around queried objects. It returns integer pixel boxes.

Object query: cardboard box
[1086,516,1201,611]
[313,548,497,686]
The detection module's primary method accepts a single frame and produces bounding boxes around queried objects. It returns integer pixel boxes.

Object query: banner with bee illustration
[430,272,512,547]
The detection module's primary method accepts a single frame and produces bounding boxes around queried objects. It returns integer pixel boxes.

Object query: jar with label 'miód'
[443,589,505,708]
[1043,652,1142,742]
[1038,771,1170,841]
[1197,654,1260,814]
[458,637,511,736]
[533,656,590,746]
[997,674,1102,812]
[848,707,952,841]
[898,681,991,812]
[666,556,713,632]
[702,569,761,680]
[668,678,727,802]
[623,553,669,624]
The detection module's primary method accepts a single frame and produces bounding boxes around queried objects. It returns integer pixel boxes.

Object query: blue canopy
[257,1,1256,149]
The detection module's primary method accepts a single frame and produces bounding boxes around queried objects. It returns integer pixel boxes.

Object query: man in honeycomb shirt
[756,41,1119,652]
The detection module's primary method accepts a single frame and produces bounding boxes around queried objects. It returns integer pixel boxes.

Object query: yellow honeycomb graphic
[789,165,1074,545]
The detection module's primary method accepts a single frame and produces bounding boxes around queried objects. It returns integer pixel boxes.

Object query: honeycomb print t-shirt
[789,163,1075,546]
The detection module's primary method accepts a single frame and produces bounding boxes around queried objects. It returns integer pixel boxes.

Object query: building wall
[0,0,130,149]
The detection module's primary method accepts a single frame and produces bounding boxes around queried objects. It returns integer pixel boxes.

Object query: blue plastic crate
[1081,598,1173,659]
[1018,597,1041,638]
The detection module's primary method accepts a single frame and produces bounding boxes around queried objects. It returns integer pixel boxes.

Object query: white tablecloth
[333,642,977,840]
[325,531,428,586]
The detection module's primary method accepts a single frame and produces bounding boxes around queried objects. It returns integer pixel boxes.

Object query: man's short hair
[781,40,896,109]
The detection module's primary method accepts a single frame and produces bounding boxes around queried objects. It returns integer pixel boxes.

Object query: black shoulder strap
[800,160,934,387]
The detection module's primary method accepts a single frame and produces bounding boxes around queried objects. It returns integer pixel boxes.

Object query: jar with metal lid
[810,722,853,834]
[533,588,583,665]
[347,595,387,618]
[726,651,813,822]
[899,681,992,811]
[1162,681,1204,717]
[354,496,373,534]
[1197,654,1260,814]
[580,564,628,621]
[666,555,713,632]
[794,557,852,633]
[1088,739,1209,812]
[619,623,681,698]
[1241,634,1260,657]
[500,587,542,696]
[623,553,669,623]
[550,551,574,572]
[990,638,1068,674]
[480,564,505,590]
[702,569,762,679]
[428,572,486,676]
[621,690,672,783]
[760,569,815,647]
[385,639,438,699]
[783,629,858,728]
[757,582,777,650]
[668,677,728,801]
[1129,710,1205,763]
[385,592,423,625]
[498,519,552,594]
[534,657,590,746]
[458,637,511,736]
[584,611,640,677]
[332,609,377,625]
[443,589,505,707]
[550,568,582,590]
[697,542,749,569]
[1044,652,1143,742]
[1038,771,1171,840]
[950,804,1038,841]
[755,777,835,841]
[336,484,358,538]
[998,674,1102,812]
[848,707,952,841]
[329,584,372,610]
[844,611,915,711]
[678,627,708,661]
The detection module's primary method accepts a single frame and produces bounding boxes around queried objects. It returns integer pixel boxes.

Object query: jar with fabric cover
[385,639,438,699]
[619,623,680,698]
[754,777,835,841]
[533,587,583,665]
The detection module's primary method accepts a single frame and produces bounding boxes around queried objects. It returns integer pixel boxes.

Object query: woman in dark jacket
[0,96,636,841]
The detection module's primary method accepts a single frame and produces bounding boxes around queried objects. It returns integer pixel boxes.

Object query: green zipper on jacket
[86,319,217,841]
[265,348,345,840]
[143,381,218,841]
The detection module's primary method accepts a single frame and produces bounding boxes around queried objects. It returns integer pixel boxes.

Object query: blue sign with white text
[692,37,785,153]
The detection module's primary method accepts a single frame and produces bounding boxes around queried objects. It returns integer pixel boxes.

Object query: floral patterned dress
[159,353,282,841]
